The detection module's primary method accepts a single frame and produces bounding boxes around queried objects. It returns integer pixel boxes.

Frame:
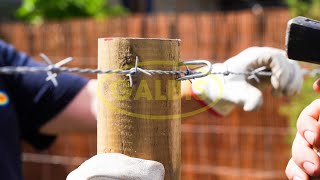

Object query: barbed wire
[0,54,319,87]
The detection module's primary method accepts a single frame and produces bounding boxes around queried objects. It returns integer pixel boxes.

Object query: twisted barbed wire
[0,54,318,87]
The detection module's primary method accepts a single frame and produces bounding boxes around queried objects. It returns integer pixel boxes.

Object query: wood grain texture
[97,38,181,180]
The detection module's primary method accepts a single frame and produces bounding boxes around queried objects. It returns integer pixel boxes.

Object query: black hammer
[286,16,320,64]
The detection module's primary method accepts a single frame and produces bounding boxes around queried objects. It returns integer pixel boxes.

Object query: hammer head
[286,16,320,64]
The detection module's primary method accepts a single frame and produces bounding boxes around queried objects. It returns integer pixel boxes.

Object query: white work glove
[192,47,303,116]
[67,153,165,180]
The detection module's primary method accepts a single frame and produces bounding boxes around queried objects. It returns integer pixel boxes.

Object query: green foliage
[280,64,320,143]
[16,0,127,23]
[286,0,320,19]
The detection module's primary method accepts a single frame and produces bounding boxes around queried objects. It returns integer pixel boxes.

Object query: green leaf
[15,0,127,23]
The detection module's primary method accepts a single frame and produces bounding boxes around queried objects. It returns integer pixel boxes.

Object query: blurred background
[0,0,319,179]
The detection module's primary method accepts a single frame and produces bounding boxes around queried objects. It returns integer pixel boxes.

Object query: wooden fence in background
[0,8,293,179]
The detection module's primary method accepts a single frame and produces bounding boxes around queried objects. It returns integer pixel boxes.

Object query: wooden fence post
[97,38,181,180]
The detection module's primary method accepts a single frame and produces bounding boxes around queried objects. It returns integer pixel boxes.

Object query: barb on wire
[209,66,273,83]
[248,66,273,83]
[40,53,73,87]
[126,56,152,87]
[184,66,193,84]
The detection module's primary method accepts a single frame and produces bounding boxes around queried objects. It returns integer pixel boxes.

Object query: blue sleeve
[0,40,89,150]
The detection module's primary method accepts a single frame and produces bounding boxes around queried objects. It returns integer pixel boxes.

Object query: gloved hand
[192,47,303,116]
[67,153,165,180]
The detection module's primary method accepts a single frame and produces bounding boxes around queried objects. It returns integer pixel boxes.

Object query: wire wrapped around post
[97,38,181,180]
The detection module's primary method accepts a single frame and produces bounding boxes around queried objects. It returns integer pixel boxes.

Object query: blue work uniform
[0,40,88,180]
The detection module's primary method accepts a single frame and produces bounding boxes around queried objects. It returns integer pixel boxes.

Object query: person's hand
[67,153,165,180]
[191,47,303,116]
[286,79,320,179]
[285,100,320,179]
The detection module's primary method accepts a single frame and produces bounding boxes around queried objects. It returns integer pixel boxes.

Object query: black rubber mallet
[286,16,320,64]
